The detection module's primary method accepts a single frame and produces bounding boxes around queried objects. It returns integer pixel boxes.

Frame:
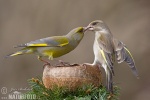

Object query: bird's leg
[82,59,98,67]
[82,63,95,67]
[37,56,51,67]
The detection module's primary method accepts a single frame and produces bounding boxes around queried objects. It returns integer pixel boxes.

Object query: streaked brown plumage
[86,20,138,93]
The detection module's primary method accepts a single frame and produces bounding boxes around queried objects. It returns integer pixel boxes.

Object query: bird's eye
[92,22,98,25]
[76,27,83,33]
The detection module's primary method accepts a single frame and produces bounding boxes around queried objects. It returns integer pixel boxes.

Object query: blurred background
[0,0,150,99]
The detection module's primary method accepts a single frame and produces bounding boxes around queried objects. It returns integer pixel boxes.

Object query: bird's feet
[41,60,51,68]
[38,56,51,68]
[82,63,94,67]
[43,62,51,68]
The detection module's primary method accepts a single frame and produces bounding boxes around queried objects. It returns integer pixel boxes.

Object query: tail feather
[5,48,33,58]
[5,51,24,58]
[104,65,113,93]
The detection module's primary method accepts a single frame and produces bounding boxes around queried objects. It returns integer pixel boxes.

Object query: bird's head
[67,27,84,36]
[75,27,85,33]
[67,27,89,41]
[86,20,107,32]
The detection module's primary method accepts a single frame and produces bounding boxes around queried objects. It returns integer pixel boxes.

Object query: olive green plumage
[7,27,86,61]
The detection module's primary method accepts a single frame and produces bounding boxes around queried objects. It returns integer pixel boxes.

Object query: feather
[14,36,69,48]
[113,39,139,77]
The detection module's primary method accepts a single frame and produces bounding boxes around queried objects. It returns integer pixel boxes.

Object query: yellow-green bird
[86,20,138,93]
[6,27,87,64]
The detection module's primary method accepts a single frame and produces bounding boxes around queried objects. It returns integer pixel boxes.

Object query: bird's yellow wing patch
[28,36,69,47]
[15,36,69,47]
[27,42,68,47]
[9,51,23,57]
[28,44,48,46]
[100,49,108,64]
[124,47,134,60]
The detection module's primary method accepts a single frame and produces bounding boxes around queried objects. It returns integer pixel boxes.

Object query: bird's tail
[104,65,113,93]
[5,48,33,58]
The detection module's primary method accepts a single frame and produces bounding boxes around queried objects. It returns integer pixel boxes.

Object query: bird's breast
[93,39,106,65]
[93,41,101,56]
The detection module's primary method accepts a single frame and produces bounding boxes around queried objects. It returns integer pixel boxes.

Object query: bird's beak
[83,27,89,32]
[85,25,94,31]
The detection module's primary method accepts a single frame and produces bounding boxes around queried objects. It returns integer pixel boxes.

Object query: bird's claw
[82,63,93,67]
[43,62,51,68]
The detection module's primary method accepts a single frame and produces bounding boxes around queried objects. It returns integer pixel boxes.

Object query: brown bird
[86,20,138,93]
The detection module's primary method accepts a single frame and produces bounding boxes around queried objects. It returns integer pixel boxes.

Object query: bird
[6,27,88,65]
[85,20,138,93]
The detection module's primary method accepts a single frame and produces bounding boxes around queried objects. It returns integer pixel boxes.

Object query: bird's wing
[96,35,115,75]
[99,49,115,76]
[113,39,139,77]
[14,36,69,47]
[97,34,113,53]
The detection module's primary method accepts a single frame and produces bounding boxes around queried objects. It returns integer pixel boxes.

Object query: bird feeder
[43,64,102,90]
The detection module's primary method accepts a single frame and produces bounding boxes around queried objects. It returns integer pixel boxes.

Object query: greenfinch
[6,27,87,64]
[86,20,138,93]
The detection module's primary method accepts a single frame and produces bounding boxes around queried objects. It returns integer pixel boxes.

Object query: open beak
[83,27,89,32]
[84,25,94,32]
